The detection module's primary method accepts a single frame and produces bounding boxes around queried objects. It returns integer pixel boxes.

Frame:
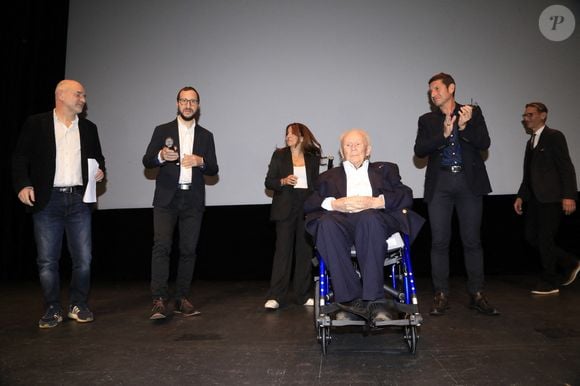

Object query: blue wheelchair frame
[314,231,422,355]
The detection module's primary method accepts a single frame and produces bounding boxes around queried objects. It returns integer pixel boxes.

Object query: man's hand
[443,114,456,138]
[332,196,384,213]
[513,197,523,215]
[18,187,35,206]
[457,105,473,130]
[182,154,204,168]
[95,168,104,182]
[161,146,179,162]
[563,198,576,215]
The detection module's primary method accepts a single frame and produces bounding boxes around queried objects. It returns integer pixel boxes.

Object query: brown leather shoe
[429,291,449,316]
[150,298,167,320]
[175,297,201,317]
[469,292,500,316]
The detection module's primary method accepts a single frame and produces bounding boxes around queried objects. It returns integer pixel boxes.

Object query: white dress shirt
[322,160,379,211]
[53,110,83,187]
[531,125,545,148]
[177,118,195,184]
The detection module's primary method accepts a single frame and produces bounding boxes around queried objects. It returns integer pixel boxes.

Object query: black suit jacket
[12,111,106,213]
[414,104,492,202]
[264,147,320,221]
[142,119,218,210]
[304,162,424,241]
[517,126,577,203]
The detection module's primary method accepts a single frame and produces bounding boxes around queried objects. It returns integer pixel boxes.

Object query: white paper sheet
[83,159,99,203]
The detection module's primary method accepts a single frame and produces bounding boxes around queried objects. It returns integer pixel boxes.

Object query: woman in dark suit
[264,123,322,309]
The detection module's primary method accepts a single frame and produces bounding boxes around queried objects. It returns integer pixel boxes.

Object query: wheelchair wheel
[314,279,321,332]
[403,325,418,354]
[319,325,330,355]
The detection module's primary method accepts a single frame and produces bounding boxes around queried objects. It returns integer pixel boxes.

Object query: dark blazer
[265,147,320,221]
[304,162,424,241]
[414,104,492,202]
[142,119,218,210]
[517,126,577,203]
[12,111,106,213]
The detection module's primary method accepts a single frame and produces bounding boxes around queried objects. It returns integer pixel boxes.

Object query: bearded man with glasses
[143,86,219,320]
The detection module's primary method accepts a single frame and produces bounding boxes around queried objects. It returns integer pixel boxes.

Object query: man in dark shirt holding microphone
[414,73,498,316]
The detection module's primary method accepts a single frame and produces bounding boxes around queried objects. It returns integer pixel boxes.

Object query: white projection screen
[66,0,580,209]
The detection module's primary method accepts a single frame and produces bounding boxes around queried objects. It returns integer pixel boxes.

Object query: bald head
[340,129,372,168]
[54,79,86,117]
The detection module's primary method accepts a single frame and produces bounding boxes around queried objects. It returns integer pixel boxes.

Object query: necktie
[529,134,536,149]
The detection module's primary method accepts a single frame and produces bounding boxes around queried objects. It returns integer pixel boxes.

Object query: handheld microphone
[165,137,176,150]
[164,137,179,165]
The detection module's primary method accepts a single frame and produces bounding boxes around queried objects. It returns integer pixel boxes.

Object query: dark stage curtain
[2,1,70,280]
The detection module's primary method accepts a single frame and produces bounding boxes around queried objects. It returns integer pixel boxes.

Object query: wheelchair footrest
[390,300,420,315]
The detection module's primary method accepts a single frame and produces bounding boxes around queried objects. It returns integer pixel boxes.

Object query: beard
[179,111,196,121]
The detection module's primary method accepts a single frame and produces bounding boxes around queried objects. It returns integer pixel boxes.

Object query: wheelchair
[313,226,422,355]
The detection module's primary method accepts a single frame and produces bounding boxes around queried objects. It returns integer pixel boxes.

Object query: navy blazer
[304,162,424,242]
[517,126,577,203]
[142,119,218,210]
[414,104,492,202]
[264,147,320,221]
[12,111,106,213]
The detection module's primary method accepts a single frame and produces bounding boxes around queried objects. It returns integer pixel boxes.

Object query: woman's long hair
[285,122,321,157]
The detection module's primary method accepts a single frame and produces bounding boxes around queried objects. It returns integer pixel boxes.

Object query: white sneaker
[303,298,314,306]
[264,299,279,309]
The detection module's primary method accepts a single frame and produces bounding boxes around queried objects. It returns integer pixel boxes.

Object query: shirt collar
[343,159,369,173]
[177,116,196,131]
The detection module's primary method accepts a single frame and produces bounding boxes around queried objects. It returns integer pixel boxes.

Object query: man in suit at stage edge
[414,72,499,316]
[12,79,106,328]
[264,123,322,310]
[304,129,424,323]
[514,102,579,295]
[143,86,218,320]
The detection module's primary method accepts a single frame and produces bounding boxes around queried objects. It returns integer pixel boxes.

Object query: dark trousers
[267,190,313,304]
[428,171,484,295]
[151,190,203,300]
[312,210,395,303]
[525,196,578,285]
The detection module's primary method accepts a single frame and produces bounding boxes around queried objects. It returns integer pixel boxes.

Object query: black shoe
[562,261,580,286]
[531,282,560,295]
[469,292,500,315]
[150,298,167,320]
[369,301,392,324]
[174,297,201,317]
[429,292,449,316]
[337,299,370,320]
[39,305,64,329]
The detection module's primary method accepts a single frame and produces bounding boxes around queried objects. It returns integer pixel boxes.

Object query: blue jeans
[33,190,93,307]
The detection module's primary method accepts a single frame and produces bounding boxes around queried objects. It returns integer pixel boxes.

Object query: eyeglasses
[178,98,199,105]
[522,113,536,118]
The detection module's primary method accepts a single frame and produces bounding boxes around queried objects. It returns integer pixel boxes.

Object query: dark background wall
[2,1,579,284]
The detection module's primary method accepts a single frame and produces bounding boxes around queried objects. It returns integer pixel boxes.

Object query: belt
[440,165,463,173]
[53,186,83,193]
[178,183,192,190]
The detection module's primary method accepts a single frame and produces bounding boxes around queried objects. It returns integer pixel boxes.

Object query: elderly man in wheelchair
[304,129,424,325]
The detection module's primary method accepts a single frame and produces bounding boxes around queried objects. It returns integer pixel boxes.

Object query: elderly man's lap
[312,210,395,301]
